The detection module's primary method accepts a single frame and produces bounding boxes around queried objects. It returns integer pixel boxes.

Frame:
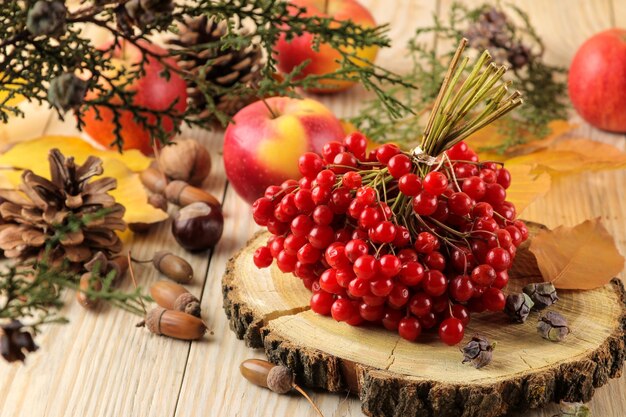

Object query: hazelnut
[158,139,211,186]
[172,202,224,251]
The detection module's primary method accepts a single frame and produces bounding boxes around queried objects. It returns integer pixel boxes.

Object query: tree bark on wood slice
[222,224,626,417]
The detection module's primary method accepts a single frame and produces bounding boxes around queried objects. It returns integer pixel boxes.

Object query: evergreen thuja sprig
[350,1,568,152]
[0,0,412,151]
[0,209,151,363]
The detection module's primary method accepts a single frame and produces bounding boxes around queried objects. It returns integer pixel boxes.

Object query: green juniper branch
[0,0,411,151]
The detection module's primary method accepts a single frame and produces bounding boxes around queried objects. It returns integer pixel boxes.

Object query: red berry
[294,189,315,213]
[423,270,447,296]
[370,278,394,297]
[353,254,378,280]
[496,168,511,189]
[308,225,334,249]
[387,154,412,178]
[299,176,314,190]
[448,192,472,216]
[515,220,529,241]
[298,152,324,177]
[484,183,506,206]
[419,312,438,329]
[423,171,449,195]
[382,309,403,331]
[393,226,411,248]
[331,298,357,322]
[482,287,506,311]
[332,152,358,173]
[398,173,422,196]
[449,275,474,302]
[348,278,369,297]
[492,270,509,289]
[414,232,439,253]
[329,187,352,214]
[276,250,297,273]
[446,141,470,160]
[344,132,368,159]
[470,264,496,287]
[362,294,386,307]
[485,247,511,271]
[438,318,465,345]
[448,304,470,326]
[297,243,321,264]
[310,291,334,315]
[252,197,274,224]
[409,292,432,317]
[342,171,362,189]
[378,254,401,277]
[311,185,331,204]
[345,239,369,262]
[388,284,410,308]
[325,242,348,268]
[359,207,381,229]
[375,143,401,164]
[316,169,336,188]
[412,191,438,216]
[424,251,446,271]
[335,267,354,288]
[462,176,486,200]
[398,261,425,286]
[283,234,307,255]
[322,142,345,164]
[372,221,397,243]
[359,303,385,322]
[290,214,314,237]
[348,199,366,219]
[356,186,377,206]
[253,246,273,268]
[479,168,497,184]
[265,185,282,199]
[320,269,343,294]
[472,202,494,219]
[312,205,333,226]
[398,316,422,341]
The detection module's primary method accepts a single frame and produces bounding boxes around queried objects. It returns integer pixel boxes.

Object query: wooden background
[1,0,625,416]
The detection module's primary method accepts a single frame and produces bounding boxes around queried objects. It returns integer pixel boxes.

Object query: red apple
[568,29,626,132]
[82,41,188,155]
[273,0,378,93]
[224,97,345,203]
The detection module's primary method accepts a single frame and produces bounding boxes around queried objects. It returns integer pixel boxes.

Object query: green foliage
[0,0,411,151]
[350,1,568,152]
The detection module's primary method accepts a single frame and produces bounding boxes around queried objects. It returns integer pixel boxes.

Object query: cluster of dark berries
[252,132,527,345]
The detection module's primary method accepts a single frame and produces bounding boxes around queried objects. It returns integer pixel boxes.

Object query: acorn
[240,359,324,416]
[76,272,103,309]
[150,281,201,317]
[164,180,220,208]
[140,167,169,194]
[152,251,194,283]
[172,201,224,251]
[158,139,211,186]
[138,307,206,340]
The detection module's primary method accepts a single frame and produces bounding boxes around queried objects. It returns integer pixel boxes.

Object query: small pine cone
[48,73,87,113]
[123,0,174,29]
[462,335,495,369]
[537,311,570,342]
[168,16,264,122]
[504,293,534,323]
[523,282,558,310]
[26,0,67,38]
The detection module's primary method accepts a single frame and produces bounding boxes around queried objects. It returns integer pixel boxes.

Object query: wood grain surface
[1,1,625,417]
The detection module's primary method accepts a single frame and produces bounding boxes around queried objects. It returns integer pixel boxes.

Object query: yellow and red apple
[273,0,378,93]
[224,97,345,203]
[82,41,187,155]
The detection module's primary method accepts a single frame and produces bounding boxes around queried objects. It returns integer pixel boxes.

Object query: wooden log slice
[222,227,626,417]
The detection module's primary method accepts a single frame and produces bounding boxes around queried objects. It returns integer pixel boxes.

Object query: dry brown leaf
[529,218,625,289]
[504,163,551,214]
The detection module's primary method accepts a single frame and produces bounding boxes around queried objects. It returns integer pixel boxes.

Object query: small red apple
[224,97,345,203]
[273,0,378,94]
[82,41,188,155]
[568,29,626,132]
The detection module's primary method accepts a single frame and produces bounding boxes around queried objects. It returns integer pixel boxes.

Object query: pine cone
[0,149,126,265]
[168,16,264,122]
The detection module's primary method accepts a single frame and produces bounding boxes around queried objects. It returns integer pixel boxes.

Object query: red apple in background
[274,0,378,94]
[82,41,187,155]
[224,97,345,203]
[568,29,626,132]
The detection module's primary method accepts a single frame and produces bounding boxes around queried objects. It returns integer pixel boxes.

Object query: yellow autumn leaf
[506,138,626,176]
[0,136,166,225]
[0,136,152,183]
[466,119,577,160]
[529,218,625,290]
[504,164,551,214]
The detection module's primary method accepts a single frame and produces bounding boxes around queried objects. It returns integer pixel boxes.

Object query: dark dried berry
[523,282,558,310]
[48,73,87,113]
[27,0,66,37]
[461,335,495,369]
[537,311,569,342]
[504,293,534,323]
[0,321,38,363]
